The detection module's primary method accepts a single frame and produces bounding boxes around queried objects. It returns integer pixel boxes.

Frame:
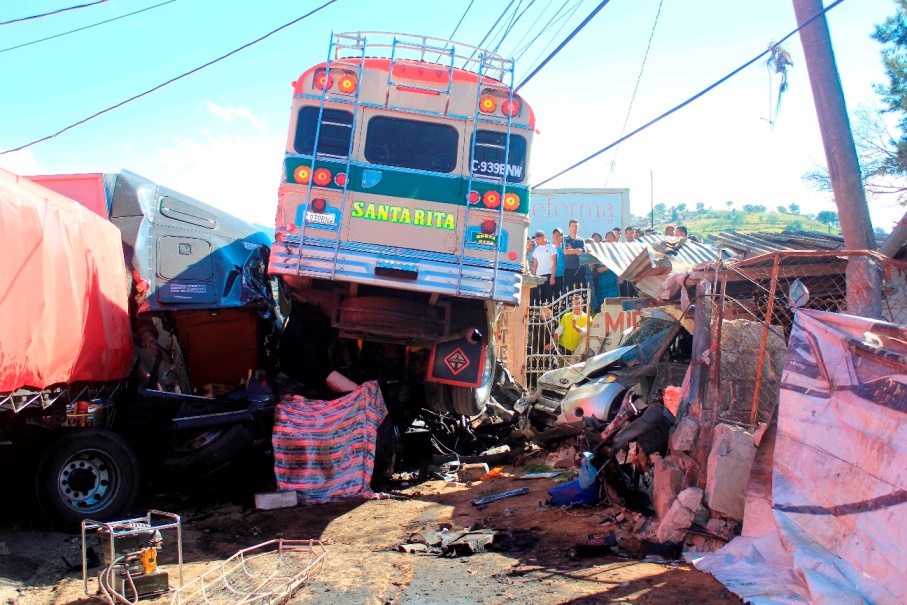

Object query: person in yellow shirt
[548,295,588,353]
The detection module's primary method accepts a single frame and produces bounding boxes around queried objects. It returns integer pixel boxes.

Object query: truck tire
[371,416,400,487]
[449,386,489,416]
[446,344,495,416]
[36,429,140,529]
[160,424,255,475]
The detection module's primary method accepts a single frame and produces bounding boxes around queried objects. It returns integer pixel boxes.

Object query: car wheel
[36,429,140,529]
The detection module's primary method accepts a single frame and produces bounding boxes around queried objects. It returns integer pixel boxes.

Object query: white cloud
[206,101,266,131]
[155,128,285,226]
[0,148,42,176]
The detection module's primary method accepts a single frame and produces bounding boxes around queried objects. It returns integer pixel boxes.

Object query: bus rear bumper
[269,240,522,305]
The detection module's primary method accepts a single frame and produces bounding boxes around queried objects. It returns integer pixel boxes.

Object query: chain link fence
[714,251,907,429]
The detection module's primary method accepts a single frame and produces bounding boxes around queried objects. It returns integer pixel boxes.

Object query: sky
[0,0,904,233]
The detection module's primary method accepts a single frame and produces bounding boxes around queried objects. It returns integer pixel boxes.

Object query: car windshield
[621,317,678,364]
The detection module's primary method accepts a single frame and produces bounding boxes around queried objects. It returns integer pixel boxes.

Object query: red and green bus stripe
[284,157,530,213]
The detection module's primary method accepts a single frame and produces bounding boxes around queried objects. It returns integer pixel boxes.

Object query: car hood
[538,345,641,390]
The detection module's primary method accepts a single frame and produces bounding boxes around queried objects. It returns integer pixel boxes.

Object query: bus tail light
[311,198,327,213]
[479,96,497,113]
[482,190,501,209]
[468,190,480,204]
[337,75,357,94]
[334,173,348,187]
[314,72,333,90]
[294,166,311,184]
[503,193,520,211]
[501,99,521,117]
[313,168,332,186]
[481,219,497,235]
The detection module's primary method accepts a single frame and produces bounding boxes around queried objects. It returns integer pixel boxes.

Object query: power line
[515,0,613,92]
[0,0,338,155]
[506,0,554,57]
[0,0,108,26]
[0,0,176,55]
[532,0,849,189]
[448,0,476,41]
[463,0,516,66]
[604,0,665,187]
[515,0,584,71]
[492,0,537,54]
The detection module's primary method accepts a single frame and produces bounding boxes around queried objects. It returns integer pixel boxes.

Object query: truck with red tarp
[0,167,279,527]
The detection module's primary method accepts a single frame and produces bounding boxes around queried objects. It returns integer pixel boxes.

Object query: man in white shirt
[531,229,558,303]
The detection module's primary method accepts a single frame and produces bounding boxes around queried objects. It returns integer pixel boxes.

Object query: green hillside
[643,210,839,236]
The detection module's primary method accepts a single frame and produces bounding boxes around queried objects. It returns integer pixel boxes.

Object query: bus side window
[294,107,354,157]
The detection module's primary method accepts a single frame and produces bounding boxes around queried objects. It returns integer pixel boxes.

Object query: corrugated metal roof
[709,230,846,258]
[584,236,723,276]
[582,236,724,298]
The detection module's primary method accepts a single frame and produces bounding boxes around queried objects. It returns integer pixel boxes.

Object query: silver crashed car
[517,311,692,445]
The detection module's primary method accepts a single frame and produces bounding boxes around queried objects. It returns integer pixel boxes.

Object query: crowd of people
[524,221,692,354]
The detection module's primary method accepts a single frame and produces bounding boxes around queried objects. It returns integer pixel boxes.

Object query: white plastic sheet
[694,309,907,604]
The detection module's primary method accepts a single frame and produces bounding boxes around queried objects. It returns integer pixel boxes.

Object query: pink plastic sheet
[0,168,132,394]
[694,309,907,604]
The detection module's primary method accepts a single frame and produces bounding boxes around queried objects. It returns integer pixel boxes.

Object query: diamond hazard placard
[443,348,470,375]
[428,337,485,388]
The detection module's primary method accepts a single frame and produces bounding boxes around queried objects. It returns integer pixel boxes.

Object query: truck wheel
[36,429,140,529]
[371,416,400,488]
[160,424,255,475]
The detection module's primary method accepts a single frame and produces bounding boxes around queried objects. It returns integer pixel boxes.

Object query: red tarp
[0,167,132,394]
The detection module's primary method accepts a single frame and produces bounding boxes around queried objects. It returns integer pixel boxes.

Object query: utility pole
[792,0,881,318]
[650,171,654,228]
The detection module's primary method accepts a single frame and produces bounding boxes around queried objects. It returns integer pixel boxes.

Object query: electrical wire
[505,0,554,58]
[447,0,476,41]
[0,0,176,55]
[492,0,537,54]
[0,0,338,155]
[0,0,108,26]
[513,0,573,60]
[532,0,848,189]
[463,0,516,66]
[604,0,665,187]
[515,0,614,92]
[515,0,584,73]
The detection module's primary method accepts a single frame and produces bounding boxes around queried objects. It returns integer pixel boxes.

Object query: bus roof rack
[334,32,514,83]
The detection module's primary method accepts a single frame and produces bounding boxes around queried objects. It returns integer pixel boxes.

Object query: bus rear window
[471,130,526,182]
[294,107,353,157]
[365,117,458,173]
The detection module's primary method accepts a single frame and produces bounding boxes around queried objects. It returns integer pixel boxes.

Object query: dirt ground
[0,465,741,605]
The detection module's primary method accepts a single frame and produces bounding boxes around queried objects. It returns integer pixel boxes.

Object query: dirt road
[0,469,739,605]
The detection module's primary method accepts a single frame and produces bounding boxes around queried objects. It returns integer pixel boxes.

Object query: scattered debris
[705,424,756,520]
[254,490,298,510]
[170,540,327,605]
[457,463,490,482]
[657,487,703,543]
[471,487,530,506]
[517,471,560,480]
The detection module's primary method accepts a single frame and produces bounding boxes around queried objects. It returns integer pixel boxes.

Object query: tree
[654,203,666,216]
[777,205,789,213]
[802,2,907,206]
[742,204,755,213]
[695,202,706,213]
[753,205,767,213]
[788,203,800,214]
[816,210,840,232]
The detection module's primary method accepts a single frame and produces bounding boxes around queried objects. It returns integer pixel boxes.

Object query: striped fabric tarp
[273,381,388,503]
